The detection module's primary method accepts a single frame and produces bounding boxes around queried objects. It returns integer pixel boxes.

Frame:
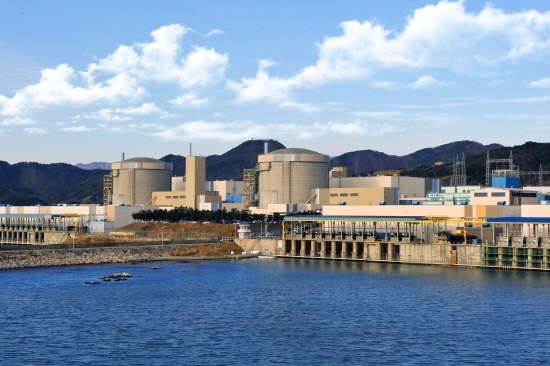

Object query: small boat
[150,266,162,270]
[85,281,101,285]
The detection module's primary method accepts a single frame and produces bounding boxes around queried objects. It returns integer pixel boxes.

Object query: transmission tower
[450,153,467,186]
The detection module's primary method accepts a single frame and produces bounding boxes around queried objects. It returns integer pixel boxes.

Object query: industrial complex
[2,142,550,271]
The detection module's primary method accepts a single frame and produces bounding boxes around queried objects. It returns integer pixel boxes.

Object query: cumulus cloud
[151,120,269,142]
[0,24,228,117]
[229,1,550,104]
[529,77,550,88]
[227,60,298,103]
[75,103,164,122]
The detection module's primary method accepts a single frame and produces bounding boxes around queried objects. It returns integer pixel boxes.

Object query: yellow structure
[186,156,206,209]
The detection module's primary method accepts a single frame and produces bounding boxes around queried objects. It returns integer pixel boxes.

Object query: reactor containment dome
[108,157,172,206]
[257,148,329,208]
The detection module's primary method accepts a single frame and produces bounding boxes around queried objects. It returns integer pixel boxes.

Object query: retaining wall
[0,244,200,270]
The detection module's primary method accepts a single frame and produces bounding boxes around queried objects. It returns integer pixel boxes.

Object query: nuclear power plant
[3,140,550,272]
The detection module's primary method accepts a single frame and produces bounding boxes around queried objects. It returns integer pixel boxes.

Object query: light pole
[161,226,166,245]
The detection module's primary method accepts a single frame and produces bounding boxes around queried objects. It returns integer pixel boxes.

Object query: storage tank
[110,157,172,206]
[257,148,329,208]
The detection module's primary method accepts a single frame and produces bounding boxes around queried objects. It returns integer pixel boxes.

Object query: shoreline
[0,243,247,270]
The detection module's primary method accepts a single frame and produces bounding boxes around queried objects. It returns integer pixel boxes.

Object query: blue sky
[1,1,550,164]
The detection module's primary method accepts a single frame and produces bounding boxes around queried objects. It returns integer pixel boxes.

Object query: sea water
[1,259,550,365]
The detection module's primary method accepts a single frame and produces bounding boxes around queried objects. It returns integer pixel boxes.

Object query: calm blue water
[1,259,550,365]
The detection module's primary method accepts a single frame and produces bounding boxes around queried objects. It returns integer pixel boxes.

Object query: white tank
[110,157,172,205]
[258,148,329,208]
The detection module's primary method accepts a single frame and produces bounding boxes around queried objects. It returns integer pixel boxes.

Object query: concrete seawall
[0,244,204,270]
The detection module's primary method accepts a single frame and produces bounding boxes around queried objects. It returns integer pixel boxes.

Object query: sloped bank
[0,242,243,270]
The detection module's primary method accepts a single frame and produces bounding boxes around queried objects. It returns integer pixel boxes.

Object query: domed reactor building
[245,147,330,210]
[104,157,173,206]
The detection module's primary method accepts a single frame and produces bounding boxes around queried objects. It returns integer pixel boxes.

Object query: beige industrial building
[329,169,438,203]
[313,186,397,206]
[470,187,538,206]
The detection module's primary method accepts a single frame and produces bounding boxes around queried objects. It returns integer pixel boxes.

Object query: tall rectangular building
[186,156,206,209]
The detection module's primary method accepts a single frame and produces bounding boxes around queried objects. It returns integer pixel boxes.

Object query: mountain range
[2,139,549,206]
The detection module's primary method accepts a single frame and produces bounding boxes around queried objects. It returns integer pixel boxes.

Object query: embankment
[0,242,243,270]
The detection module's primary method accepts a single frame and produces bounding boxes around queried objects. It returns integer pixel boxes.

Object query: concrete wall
[0,205,105,217]
[235,238,281,256]
[521,205,550,217]
[322,204,471,218]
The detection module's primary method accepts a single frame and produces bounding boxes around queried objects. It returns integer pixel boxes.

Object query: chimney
[264,141,269,154]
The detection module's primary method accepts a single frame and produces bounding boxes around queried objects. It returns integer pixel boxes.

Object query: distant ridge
[5,139,548,206]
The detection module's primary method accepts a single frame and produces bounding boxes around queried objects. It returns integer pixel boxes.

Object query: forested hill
[401,141,550,186]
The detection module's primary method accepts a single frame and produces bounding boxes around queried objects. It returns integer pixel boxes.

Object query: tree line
[131,206,282,223]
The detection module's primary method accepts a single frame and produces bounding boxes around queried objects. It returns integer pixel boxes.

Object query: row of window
[474,192,506,197]
[165,196,186,199]
[474,191,537,198]
[330,193,360,197]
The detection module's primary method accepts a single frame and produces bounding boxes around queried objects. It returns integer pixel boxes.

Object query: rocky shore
[0,242,243,270]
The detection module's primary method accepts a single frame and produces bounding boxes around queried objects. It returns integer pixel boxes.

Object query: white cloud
[0,24,228,117]
[529,77,550,88]
[229,1,550,104]
[2,116,33,125]
[227,59,297,103]
[74,103,164,122]
[151,120,268,141]
[372,75,444,90]
[170,94,208,108]
[24,127,47,135]
[152,118,404,143]
[203,29,225,37]
[409,75,440,89]
[60,125,95,132]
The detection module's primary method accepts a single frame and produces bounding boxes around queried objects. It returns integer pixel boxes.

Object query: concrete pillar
[331,241,336,259]
[320,241,327,258]
[300,240,307,257]
[498,247,504,267]
[341,241,347,259]
[310,241,317,258]
[388,243,394,261]
[527,248,533,269]
[512,248,518,268]
[352,241,358,260]
[290,240,296,256]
